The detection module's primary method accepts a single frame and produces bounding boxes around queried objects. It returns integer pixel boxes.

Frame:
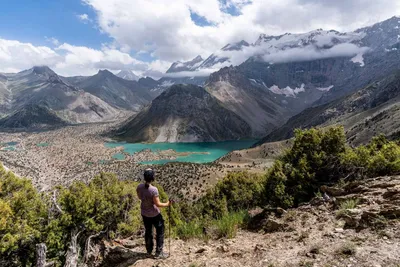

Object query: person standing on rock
[136,168,171,259]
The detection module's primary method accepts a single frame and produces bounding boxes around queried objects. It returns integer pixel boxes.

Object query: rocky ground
[100,175,400,267]
[217,139,292,171]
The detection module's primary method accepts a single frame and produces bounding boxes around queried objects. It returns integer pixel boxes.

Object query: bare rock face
[66,69,154,111]
[259,70,400,145]
[248,208,288,233]
[100,241,149,267]
[206,67,291,137]
[0,104,68,128]
[326,176,400,229]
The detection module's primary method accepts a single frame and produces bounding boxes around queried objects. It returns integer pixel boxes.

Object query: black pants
[142,213,165,254]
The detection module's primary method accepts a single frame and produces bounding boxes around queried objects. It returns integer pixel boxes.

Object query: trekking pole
[168,202,171,257]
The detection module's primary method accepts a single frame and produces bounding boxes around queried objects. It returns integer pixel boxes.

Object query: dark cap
[144,168,155,182]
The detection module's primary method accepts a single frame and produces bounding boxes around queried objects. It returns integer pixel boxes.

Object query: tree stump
[36,243,47,267]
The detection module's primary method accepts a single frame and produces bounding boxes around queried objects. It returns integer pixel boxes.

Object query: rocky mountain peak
[30,66,68,85]
[221,40,250,51]
[192,55,204,62]
[97,69,115,77]
[31,66,56,76]
[207,66,241,84]
[166,55,205,73]
[116,70,139,81]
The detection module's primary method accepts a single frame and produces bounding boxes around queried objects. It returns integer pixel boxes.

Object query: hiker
[136,168,171,259]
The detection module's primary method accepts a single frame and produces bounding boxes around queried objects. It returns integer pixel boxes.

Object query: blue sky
[0,0,111,49]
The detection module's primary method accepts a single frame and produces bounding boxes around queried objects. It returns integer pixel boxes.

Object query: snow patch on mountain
[317,85,334,92]
[161,80,175,87]
[248,78,268,88]
[269,84,305,97]
[351,52,365,66]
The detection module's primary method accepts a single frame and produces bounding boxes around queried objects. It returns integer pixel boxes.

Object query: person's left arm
[153,196,170,208]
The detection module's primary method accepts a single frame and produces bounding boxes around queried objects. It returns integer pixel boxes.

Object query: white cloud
[83,0,400,63]
[77,13,91,23]
[0,39,61,73]
[140,60,173,79]
[164,69,215,78]
[261,43,370,64]
[0,38,157,77]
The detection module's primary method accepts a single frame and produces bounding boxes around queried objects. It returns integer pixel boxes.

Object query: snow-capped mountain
[166,55,204,73]
[253,29,363,48]
[164,40,250,75]
[201,16,400,138]
[164,16,400,78]
[116,70,140,81]
[196,40,250,70]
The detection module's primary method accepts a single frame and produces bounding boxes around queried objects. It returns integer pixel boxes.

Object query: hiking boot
[154,251,169,259]
[146,252,153,258]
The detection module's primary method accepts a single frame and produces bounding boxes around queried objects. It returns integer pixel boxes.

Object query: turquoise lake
[105,140,257,164]
[1,142,18,151]
[37,143,50,147]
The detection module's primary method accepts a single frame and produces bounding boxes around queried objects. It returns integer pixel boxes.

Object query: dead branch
[53,190,64,214]
[36,243,55,267]
[83,231,106,263]
[64,229,81,267]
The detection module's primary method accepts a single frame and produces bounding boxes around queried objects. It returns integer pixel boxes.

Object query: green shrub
[341,135,400,178]
[336,199,360,217]
[0,167,144,266]
[0,164,47,266]
[339,199,359,210]
[176,219,204,240]
[212,210,249,239]
[46,173,143,261]
[264,127,347,208]
[264,127,400,209]
[199,172,264,218]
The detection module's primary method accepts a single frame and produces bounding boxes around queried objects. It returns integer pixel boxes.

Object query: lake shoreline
[105,140,257,165]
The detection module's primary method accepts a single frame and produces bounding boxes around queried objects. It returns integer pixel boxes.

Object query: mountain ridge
[256,70,400,146]
[114,84,252,142]
[0,66,122,127]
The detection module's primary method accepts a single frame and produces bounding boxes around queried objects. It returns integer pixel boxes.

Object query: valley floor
[0,123,275,200]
